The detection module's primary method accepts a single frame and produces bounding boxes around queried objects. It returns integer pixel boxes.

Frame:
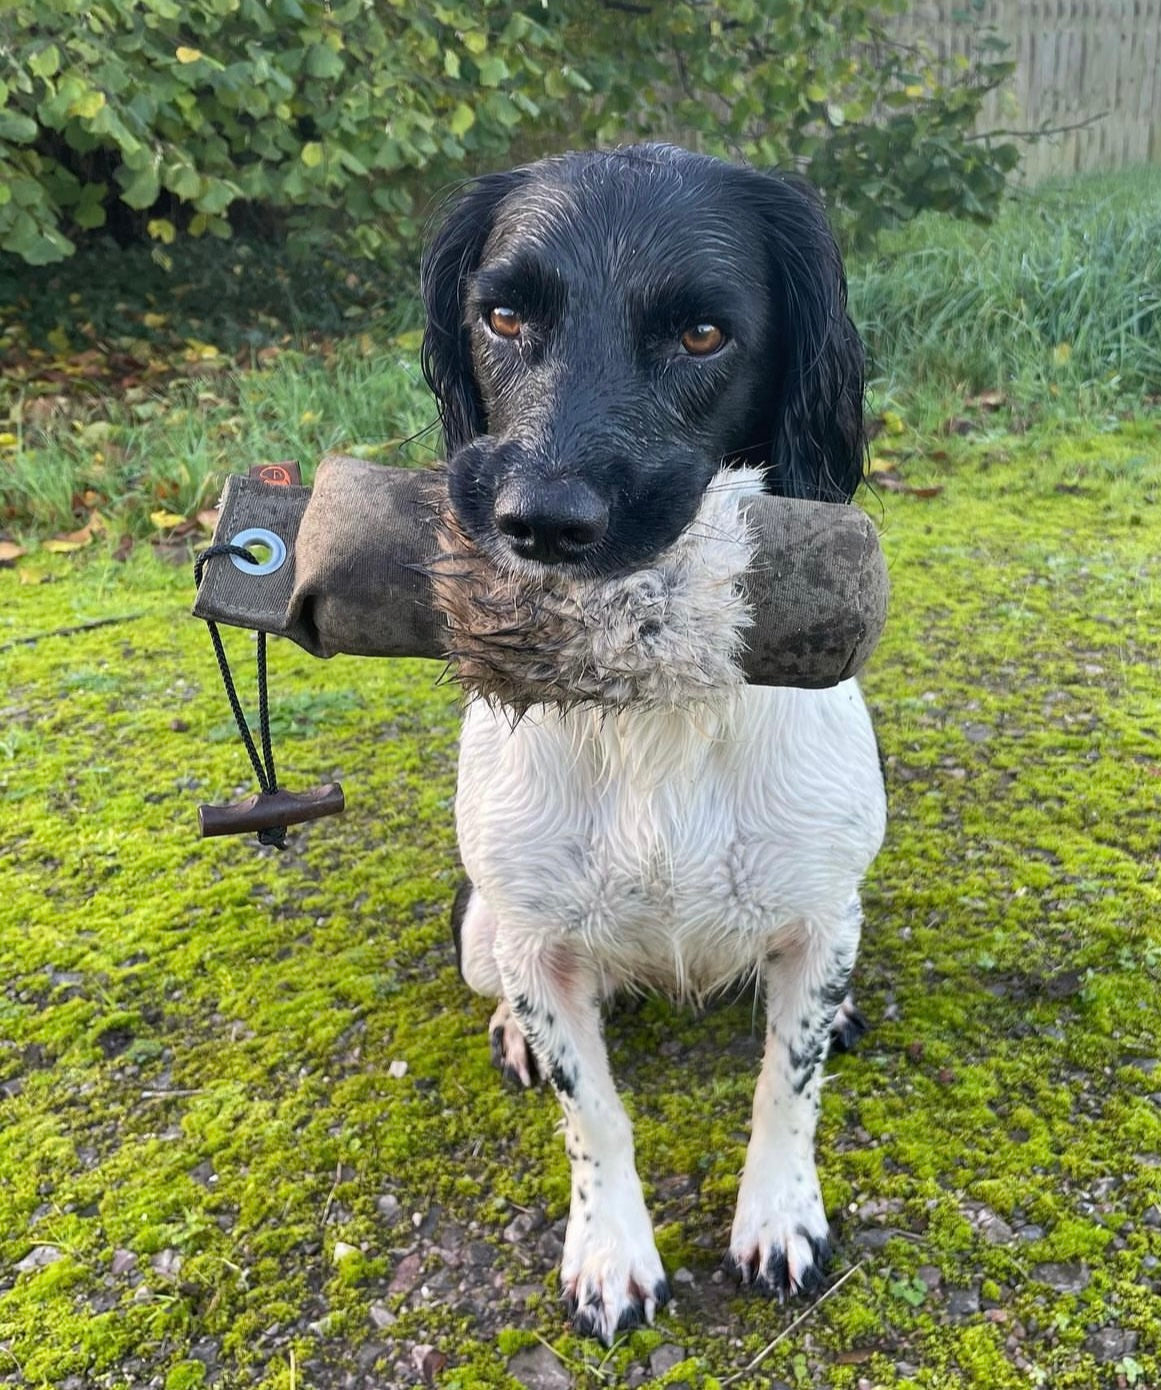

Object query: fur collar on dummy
[428,467,762,713]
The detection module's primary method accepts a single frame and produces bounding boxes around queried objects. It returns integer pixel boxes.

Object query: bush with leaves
[0,0,585,264]
[0,0,1019,265]
[564,1,1020,247]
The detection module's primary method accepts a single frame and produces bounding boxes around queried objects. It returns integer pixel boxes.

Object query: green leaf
[305,44,344,79]
[88,103,142,156]
[476,56,508,88]
[164,163,202,199]
[0,110,38,143]
[67,89,106,120]
[447,102,474,136]
[195,177,238,214]
[73,198,107,228]
[120,163,160,209]
[300,141,324,168]
[29,45,61,80]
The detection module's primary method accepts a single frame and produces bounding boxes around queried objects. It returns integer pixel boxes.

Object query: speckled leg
[495,940,670,1345]
[453,883,541,1088]
[727,898,862,1297]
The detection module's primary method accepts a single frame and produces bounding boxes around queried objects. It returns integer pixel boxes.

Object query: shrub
[0,0,1019,264]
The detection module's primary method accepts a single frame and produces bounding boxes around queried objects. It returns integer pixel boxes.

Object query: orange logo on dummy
[248,460,302,487]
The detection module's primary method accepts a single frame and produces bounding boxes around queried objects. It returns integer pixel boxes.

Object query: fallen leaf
[196,509,220,532]
[868,456,899,476]
[417,1347,448,1385]
[43,514,107,552]
[150,509,188,529]
[969,390,1006,410]
[0,540,26,564]
[19,567,51,584]
[112,534,135,563]
[876,476,943,498]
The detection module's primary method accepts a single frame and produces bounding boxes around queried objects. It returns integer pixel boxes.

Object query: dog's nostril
[494,479,609,563]
[501,517,534,544]
[559,522,602,551]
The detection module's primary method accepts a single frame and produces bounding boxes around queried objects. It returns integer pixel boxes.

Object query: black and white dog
[420,144,886,1343]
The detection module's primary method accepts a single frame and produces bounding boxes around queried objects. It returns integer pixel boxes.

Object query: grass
[1,165,1159,540]
[854,166,1161,411]
[0,345,437,535]
[1,421,1158,1388]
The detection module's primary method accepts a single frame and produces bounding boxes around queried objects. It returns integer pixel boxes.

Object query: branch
[720,1260,868,1386]
[967,111,1109,142]
[0,613,146,652]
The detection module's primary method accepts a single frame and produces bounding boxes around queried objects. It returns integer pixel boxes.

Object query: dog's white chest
[456,683,885,995]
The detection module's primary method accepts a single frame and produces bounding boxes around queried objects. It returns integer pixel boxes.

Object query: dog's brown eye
[488,306,523,339]
[680,323,726,356]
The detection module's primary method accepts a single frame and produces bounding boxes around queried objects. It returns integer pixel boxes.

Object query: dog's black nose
[493,478,609,563]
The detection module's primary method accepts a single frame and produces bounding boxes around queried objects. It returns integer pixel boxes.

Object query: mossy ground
[1,417,1159,1389]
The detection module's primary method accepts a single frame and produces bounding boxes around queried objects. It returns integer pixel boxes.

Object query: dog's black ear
[420,170,527,455]
[745,172,866,503]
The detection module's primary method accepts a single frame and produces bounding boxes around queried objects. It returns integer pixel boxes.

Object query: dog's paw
[726,1180,831,1300]
[560,1182,669,1344]
[489,1000,539,1089]
[828,991,868,1054]
[561,1247,670,1345]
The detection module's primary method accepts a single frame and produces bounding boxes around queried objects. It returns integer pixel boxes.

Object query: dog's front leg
[727,898,862,1297]
[495,938,669,1344]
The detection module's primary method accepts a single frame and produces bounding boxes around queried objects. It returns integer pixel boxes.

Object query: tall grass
[1,347,437,534]
[849,166,1161,407]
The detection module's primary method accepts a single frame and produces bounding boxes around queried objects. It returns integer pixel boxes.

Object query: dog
[419,143,886,1344]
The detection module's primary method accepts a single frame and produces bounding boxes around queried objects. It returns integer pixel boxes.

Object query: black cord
[194,544,286,849]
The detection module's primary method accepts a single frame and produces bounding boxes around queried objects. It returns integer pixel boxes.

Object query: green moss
[1,417,1160,1387]
[164,1363,207,1390]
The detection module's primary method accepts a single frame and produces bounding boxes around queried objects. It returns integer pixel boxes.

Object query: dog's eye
[679,323,726,356]
[487,306,523,339]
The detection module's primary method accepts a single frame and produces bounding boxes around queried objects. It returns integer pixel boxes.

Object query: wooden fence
[896,0,1161,180]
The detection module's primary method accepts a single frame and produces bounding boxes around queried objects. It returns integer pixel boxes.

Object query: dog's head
[421,144,864,578]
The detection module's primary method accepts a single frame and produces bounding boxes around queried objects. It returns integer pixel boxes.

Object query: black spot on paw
[753,1247,790,1300]
[488,1024,507,1073]
[652,1274,672,1308]
[802,1227,833,1280]
[829,1001,869,1054]
[614,1294,647,1332]
[490,1024,539,1090]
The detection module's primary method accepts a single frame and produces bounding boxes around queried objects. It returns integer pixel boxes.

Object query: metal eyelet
[228,527,287,576]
